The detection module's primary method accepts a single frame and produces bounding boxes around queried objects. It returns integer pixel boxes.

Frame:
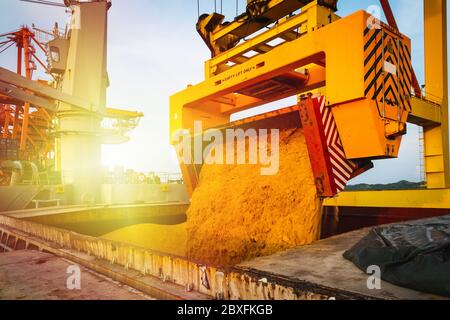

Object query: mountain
[345,180,425,191]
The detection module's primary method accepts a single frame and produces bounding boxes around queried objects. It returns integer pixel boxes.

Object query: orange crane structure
[0,27,55,170]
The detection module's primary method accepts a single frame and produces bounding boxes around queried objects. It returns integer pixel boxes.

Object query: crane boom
[19,0,66,8]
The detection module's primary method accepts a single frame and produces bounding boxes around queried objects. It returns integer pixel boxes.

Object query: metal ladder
[418,126,426,186]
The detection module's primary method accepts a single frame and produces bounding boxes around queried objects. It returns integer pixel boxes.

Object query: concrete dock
[0,250,153,300]
[1,213,448,300]
[238,227,447,300]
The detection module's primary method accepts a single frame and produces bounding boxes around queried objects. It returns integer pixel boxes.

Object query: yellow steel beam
[171,10,373,137]
[323,189,450,209]
[408,96,442,126]
[208,1,339,77]
[423,0,450,189]
[211,0,307,43]
[219,66,325,115]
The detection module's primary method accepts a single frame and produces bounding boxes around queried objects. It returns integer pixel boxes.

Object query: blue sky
[0,0,448,184]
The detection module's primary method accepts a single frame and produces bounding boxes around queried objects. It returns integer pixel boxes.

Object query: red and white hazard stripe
[316,96,357,193]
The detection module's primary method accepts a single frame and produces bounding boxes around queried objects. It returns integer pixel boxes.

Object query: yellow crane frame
[326,0,450,208]
[171,0,449,209]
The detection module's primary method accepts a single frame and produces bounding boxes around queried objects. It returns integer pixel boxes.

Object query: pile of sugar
[185,128,323,266]
[102,223,187,257]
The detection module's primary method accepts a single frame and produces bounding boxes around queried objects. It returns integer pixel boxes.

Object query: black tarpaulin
[343,215,450,297]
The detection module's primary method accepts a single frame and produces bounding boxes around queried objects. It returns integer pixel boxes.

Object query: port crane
[0,0,142,203]
[171,0,448,208]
